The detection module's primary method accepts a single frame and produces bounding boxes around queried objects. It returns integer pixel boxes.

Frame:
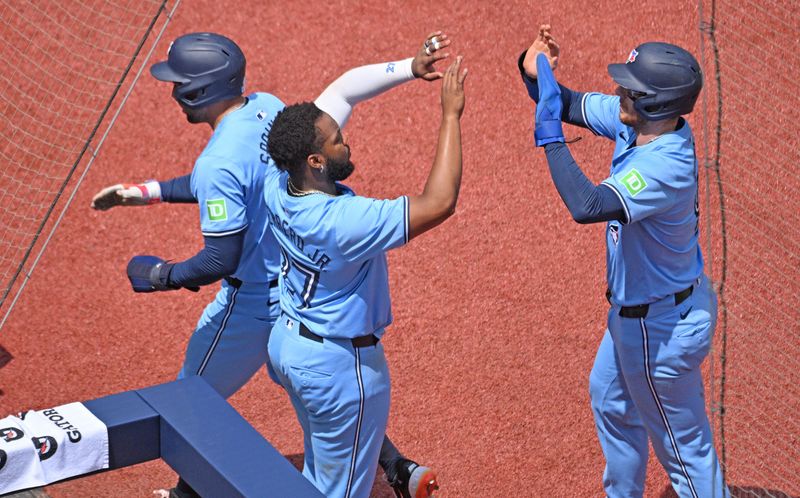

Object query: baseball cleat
[389,459,439,498]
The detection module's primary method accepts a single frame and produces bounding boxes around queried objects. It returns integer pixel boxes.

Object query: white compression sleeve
[314,58,415,128]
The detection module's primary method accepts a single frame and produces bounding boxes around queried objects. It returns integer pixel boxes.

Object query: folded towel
[0,402,109,494]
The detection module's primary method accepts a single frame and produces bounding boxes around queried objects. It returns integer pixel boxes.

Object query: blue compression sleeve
[166,231,244,288]
[159,174,195,203]
[518,50,587,128]
[543,142,626,224]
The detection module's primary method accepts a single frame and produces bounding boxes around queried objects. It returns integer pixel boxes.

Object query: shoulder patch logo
[620,169,647,196]
[207,199,228,222]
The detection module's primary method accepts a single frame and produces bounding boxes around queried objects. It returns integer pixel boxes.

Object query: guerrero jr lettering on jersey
[267,205,332,309]
[266,206,331,269]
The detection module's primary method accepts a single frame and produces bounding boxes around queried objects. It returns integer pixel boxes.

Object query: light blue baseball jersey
[580,92,703,305]
[264,172,409,338]
[190,92,285,284]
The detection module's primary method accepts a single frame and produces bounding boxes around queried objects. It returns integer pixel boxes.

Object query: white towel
[0,415,43,493]
[0,402,109,494]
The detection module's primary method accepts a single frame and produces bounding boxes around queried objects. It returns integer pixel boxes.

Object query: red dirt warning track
[2,1,705,496]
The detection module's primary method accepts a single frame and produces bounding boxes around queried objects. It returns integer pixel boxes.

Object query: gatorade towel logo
[627,49,638,63]
[32,436,58,461]
[1,427,23,442]
[620,169,647,196]
[207,199,228,222]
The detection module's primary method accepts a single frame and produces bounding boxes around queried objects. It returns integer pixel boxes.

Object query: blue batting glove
[126,255,172,293]
[534,53,565,147]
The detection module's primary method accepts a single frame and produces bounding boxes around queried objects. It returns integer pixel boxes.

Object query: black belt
[225,277,279,290]
[606,285,694,319]
[299,321,379,348]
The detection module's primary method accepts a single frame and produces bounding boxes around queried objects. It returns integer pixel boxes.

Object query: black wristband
[149,262,179,291]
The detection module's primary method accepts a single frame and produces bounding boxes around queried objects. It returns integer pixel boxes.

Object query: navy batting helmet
[150,32,245,109]
[608,42,703,121]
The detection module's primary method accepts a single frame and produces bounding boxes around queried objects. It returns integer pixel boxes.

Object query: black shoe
[153,477,201,498]
[387,459,439,498]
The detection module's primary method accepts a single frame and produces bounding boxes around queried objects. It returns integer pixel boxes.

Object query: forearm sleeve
[517,50,588,128]
[159,174,195,203]
[543,142,626,224]
[167,231,244,288]
[314,58,416,128]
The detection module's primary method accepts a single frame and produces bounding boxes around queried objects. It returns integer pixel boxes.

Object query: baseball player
[262,41,466,498]
[519,26,729,497]
[91,32,442,498]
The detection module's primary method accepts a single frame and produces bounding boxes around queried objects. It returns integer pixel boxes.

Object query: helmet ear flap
[634,98,664,117]
[182,87,206,105]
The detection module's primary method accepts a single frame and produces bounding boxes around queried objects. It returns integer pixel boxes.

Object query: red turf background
[0,1,706,496]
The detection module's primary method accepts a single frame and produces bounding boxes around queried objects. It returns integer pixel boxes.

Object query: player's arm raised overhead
[308,34,466,240]
[521,27,626,225]
[407,56,467,240]
[518,24,589,129]
[314,31,450,128]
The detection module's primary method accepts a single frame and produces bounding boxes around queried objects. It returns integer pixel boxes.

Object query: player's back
[264,172,409,338]
[191,92,285,284]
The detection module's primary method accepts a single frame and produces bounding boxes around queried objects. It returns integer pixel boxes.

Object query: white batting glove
[90,180,161,211]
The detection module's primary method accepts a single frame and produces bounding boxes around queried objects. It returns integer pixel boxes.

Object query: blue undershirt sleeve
[159,174,195,203]
[518,50,588,128]
[543,142,627,224]
[166,230,244,288]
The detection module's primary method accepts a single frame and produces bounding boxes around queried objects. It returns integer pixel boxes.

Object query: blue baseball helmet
[150,32,246,109]
[608,42,703,121]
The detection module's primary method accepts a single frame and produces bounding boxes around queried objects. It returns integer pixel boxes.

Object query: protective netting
[0,0,171,321]
[698,0,800,496]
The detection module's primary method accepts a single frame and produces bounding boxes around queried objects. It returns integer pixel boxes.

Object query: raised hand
[441,56,468,119]
[523,24,560,79]
[91,181,161,210]
[412,31,451,81]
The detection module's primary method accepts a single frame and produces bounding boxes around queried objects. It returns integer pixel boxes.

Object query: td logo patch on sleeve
[620,169,647,196]
[206,199,228,221]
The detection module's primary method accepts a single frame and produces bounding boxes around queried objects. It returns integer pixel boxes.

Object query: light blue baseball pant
[268,315,391,498]
[589,275,730,498]
[179,278,280,398]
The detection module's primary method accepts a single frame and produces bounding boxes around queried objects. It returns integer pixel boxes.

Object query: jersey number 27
[279,247,320,309]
